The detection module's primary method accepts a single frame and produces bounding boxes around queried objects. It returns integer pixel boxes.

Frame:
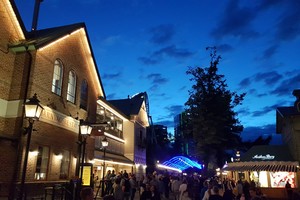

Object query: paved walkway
[95,191,177,200]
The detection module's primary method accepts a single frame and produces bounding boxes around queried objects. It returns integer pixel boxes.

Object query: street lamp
[101,136,108,197]
[79,120,92,182]
[19,94,43,200]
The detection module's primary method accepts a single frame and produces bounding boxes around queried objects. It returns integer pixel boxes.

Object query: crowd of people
[85,171,272,200]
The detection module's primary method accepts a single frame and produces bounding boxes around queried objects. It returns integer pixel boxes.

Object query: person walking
[208,186,222,200]
[150,185,161,200]
[171,176,182,200]
[113,177,124,200]
[179,179,188,200]
[121,173,131,200]
[129,174,138,200]
[162,173,170,199]
[236,180,243,200]
[285,180,293,200]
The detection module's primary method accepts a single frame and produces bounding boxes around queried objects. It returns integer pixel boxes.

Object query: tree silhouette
[185,47,246,175]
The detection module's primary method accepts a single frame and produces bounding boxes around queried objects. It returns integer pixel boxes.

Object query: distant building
[276,89,300,163]
[103,92,150,178]
[174,112,194,156]
[153,124,168,146]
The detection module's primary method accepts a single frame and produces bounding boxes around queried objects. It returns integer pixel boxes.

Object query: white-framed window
[34,146,49,180]
[60,150,70,179]
[51,59,63,95]
[80,79,88,110]
[67,70,76,103]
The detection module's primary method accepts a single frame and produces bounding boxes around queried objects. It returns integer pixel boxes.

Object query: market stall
[222,145,299,188]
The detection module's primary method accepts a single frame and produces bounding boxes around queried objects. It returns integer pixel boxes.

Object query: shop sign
[252,154,275,160]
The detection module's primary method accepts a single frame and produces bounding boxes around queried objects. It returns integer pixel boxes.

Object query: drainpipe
[9,48,33,200]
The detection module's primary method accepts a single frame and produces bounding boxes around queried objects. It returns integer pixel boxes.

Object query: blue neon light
[161,156,202,171]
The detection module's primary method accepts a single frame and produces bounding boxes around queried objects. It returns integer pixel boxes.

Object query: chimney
[292,89,300,112]
[31,0,43,31]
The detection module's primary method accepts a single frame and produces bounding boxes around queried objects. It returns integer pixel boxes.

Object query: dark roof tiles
[108,93,146,117]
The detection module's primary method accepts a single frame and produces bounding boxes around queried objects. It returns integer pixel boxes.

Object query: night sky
[15,0,300,142]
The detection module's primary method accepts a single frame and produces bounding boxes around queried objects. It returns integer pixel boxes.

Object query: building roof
[25,23,86,48]
[276,106,300,134]
[240,145,295,162]
[276,106,300,118]
[108,92,147,117]
[9,22,84,50]
[9,0,27,36]
[8,21,106,98]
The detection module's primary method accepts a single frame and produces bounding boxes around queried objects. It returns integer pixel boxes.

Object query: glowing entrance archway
[157,156,203,172]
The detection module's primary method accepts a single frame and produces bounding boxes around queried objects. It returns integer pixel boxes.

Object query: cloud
[275,0,300,41]
[146,73,168,84]
[217,44,234,52]
[211,0,259,40]
[149,24,175,45]
[255,0,283,11]
[260,45,279,60]
[251,104,278,117]
[166,105,184,117]
[241,124,277,142]
[239,77,251,88]
[148,84,160,91]
[106,93,116,99]
[153,119,174,129]
[254,71,283,86]
[138,56,161,65]
[154,45,195,58]
[101,35,121,46]
[270,74,300,96]
[237,107,251,117]
[146,73,168,91]
[152,105,184,128]
[179,86,187,92]
[102,72,122,80]
[139,45,195,65]
[239,71,283,91]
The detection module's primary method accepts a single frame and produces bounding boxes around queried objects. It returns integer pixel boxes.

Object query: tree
[185,47,246,175]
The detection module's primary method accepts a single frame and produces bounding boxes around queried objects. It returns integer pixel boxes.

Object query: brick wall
[1,2,102,198]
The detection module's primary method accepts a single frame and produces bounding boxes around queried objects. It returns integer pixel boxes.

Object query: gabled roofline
[83,25,106,99]
[7,0,26,39]
[8,22,106,98]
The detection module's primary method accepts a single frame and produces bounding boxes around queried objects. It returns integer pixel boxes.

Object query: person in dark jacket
[208,186,222,200]
[150,185,161,200]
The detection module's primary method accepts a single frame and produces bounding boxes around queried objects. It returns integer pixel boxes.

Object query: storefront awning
[223,161,299,172]
[94,150,134,166]
[223,145,299,172]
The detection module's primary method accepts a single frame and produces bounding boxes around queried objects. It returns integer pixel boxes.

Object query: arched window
[51,59,63,95]
[67,70,76,103]
[80,79,88,110]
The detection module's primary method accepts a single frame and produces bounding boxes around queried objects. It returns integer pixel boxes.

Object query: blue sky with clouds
[15,0,300,142]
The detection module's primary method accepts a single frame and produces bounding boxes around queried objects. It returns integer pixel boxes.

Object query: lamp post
[19,94,43,200]
[79,120,92,183]
[101,136,108,197]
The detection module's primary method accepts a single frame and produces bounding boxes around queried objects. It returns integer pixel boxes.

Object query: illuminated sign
[253,154,275,160]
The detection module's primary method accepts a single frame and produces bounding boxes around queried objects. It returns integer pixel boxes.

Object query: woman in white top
[178,179,188,200]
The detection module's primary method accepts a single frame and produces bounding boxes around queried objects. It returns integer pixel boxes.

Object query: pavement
[94,191,176,200]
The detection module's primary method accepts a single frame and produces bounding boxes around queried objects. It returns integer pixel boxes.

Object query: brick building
[0,0,149,198]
